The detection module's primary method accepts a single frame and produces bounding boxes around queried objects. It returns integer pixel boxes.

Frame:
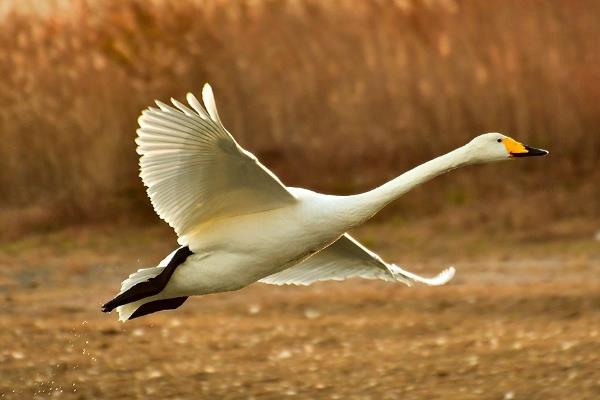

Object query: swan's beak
[511,145,549,157]
[504,137,549,158]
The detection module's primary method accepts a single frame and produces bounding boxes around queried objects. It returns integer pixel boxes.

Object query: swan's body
[102,84,548,321]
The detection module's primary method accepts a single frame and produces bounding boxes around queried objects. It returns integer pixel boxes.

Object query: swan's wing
[259,234,455,286]
[136,84,296,238]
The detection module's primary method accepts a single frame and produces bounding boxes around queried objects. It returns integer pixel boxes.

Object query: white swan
[102,84,548,321]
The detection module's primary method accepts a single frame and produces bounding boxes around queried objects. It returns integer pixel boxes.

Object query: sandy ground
[1,221,600,399]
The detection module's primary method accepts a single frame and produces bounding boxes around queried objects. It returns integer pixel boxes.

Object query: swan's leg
[101,246,193,312]
[128,296,189,320]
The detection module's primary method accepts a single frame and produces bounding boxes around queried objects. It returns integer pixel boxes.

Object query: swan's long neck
[344,145,472,224]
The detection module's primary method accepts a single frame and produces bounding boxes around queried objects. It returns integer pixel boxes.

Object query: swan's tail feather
[115,300,143,322]
[120,266,164,293]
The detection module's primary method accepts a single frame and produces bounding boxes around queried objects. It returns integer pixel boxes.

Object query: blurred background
[1,0,599,399]
[1,0,598,234]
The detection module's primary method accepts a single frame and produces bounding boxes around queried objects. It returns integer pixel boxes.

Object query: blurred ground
[1,220,599,400]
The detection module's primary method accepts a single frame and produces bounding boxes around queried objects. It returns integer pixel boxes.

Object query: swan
[101,84,548,321]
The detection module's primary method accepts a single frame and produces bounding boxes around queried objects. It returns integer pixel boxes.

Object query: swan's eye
[497,139,502,143]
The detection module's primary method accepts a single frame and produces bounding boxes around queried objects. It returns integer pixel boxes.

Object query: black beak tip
[512,145,549,157]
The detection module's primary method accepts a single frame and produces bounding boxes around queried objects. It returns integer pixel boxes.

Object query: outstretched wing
[259,234,455,286]
[136,84,296,238]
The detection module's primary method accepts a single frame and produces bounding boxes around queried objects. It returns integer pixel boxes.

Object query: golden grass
[0,0,598,231]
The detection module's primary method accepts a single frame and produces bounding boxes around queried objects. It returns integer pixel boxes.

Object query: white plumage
[103,83,547,321]
[259,234,455,286]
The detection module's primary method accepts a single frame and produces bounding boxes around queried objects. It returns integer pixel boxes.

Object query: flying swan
[102,84,548,321]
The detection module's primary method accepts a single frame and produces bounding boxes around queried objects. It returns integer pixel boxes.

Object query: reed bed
[1,0,598,231]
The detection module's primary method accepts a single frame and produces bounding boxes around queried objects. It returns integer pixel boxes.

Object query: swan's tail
[114,266,161,321]
[101,266,163,313]
[121,266,165,293]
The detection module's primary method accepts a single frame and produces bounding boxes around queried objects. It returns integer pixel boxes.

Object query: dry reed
[1,0,598,232]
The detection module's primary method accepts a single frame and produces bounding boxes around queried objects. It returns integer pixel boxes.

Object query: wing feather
[136,83,296,239]
[202,84,223,125]
[260,234,455,286]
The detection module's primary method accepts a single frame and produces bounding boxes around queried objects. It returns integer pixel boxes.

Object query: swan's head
[465,132,548,163]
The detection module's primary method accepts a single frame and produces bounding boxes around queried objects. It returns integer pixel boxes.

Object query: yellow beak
[503,137,549,157]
